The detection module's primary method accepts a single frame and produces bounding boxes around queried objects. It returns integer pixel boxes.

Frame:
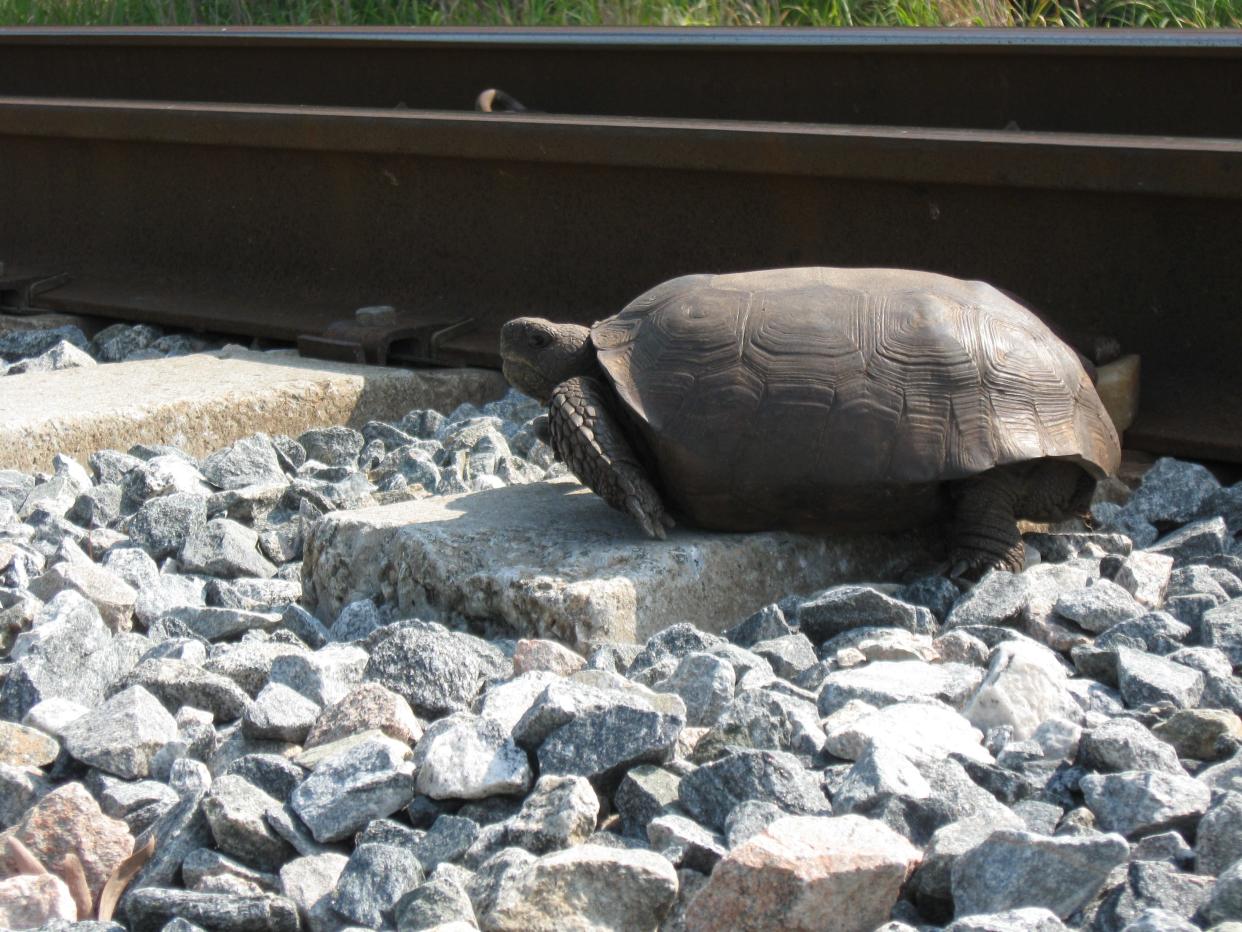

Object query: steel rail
[2,94,1240,460]
[1,27,1240,136]
[2,98,1239,198]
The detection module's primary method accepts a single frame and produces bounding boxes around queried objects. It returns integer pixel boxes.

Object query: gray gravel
[5,382,1242,931]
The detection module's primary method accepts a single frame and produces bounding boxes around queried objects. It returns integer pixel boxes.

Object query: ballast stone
[526,678,687,789]
[304,478,934,648]
[1054,579,1145,633]
[412,713,533,800]
[685,815,920,932]
[1079,770,1210,837]
[483,844,678,932]
[817,660,982,717]
[8,781,137,913]
[798,585,938,643]
[180,518,277,579]
[1095,860,1213,931]
[1078,718,1184,775]
[0,874,78,928]
[962,641,1079,741]
[950,829,1129,920]
[289,734,417,843]
[330,842,424,928]
[28,560,137,632]
[677,748,831,831]
[824,699,991,764]
[202,774,294,871]
[944,909,1068,932]
[60,684,178,779]
[364,624,508,719]
[1115,647,1204,709]
[123,888,300,932]
[0,592,129,720]
[1126,457,1220,526]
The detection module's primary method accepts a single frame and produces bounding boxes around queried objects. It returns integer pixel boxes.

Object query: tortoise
[499,267,1121,575]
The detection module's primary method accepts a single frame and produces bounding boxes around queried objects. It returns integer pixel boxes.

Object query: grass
[0,0,1239,28]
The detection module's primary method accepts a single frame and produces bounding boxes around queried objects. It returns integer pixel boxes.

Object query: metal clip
[0,268,71,314]
[297,309,477,368]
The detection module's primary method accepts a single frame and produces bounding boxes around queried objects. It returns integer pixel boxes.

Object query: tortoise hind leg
[948,466,1026,579]
[1020,460,1096,523]
[547,376,674,539]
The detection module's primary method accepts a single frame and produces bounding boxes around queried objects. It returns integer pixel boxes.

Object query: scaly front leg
[547,376,674,539]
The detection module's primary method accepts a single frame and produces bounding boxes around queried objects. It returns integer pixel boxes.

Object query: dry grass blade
[60,852,93,921]
[97,833,155,923]
[3,834,48,876]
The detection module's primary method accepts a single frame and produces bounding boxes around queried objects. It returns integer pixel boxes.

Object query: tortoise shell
[591,267,1120,532]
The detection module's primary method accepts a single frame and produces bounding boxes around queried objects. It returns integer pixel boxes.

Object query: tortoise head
[499,317,594,403]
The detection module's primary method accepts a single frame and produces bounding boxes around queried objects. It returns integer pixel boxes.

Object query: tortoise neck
[552,323,597,380]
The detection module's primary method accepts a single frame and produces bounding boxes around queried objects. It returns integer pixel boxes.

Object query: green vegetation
[1,0,1238,28]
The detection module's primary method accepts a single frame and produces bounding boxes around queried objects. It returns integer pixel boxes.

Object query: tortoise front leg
[948,466,1026,579]
[547,376,674,539]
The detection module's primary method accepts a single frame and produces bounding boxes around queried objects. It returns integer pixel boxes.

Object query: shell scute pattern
[590,267,1119,530]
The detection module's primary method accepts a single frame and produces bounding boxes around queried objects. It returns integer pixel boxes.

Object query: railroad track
[1,28,1240,461]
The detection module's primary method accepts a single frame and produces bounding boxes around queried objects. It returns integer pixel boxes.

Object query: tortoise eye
[531,332,551,348]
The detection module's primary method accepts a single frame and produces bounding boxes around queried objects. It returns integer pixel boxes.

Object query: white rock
[817,660,983,716]
[963,641,1080,741]
[134,453,215,498]
[824,700,990,764]
[0,872,78,927]
[21,697,90,739]
[477,671,559,733]
[52,452,93,493]
[414,713,533,800]
[135,572,208,629]
[1113,551,1175,609]
[1030,717,1083,762]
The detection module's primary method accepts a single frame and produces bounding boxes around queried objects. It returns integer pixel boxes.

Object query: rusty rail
[1,29,1241,461]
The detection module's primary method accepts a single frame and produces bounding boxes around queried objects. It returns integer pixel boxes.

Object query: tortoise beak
[502,357,550,403]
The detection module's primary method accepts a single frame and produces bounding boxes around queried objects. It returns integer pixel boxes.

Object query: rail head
[1,96,1240,201]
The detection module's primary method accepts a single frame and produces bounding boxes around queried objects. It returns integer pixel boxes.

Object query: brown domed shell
[591,267,1119,530]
